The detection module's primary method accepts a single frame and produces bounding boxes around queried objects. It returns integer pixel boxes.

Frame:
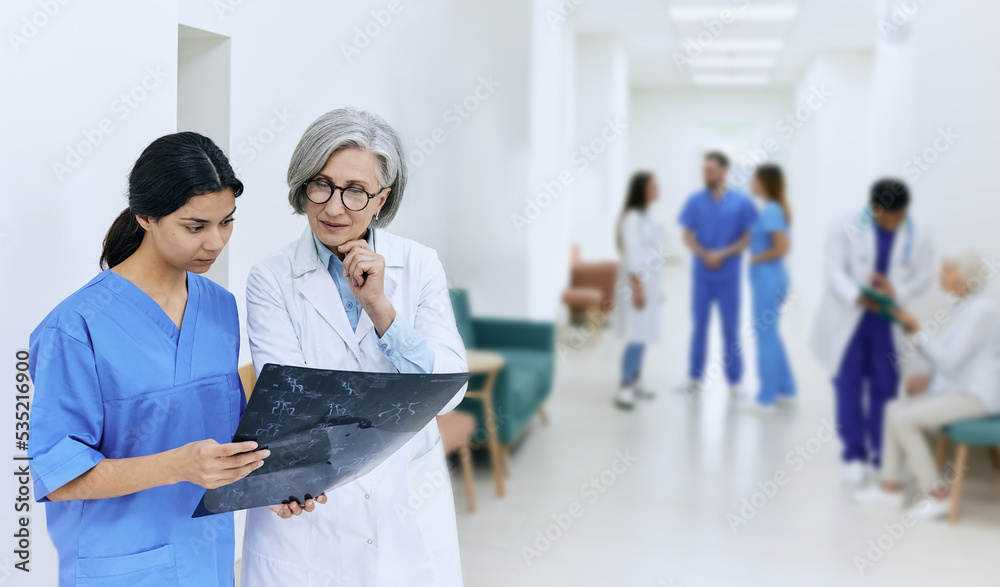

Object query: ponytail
[100,208,145,269]
[97,132,242,271]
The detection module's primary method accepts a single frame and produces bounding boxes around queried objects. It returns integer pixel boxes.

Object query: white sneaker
[776,395,797,407]
[615,387,636,410]
[907,496,950,520]
[633,381,656,400]
[675,379,703,395]
[734,397,776,413]
[844,461,868,486]
[852,485,904,507]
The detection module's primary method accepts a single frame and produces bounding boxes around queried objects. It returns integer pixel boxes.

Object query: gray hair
[286,107,406,227]
[944,250,989,294]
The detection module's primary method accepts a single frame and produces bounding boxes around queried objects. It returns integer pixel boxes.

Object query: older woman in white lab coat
[241,107,468,586]
[613,172,665,409]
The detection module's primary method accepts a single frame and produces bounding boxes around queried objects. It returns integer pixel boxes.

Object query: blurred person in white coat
[241,107,468,586]
[810,179,935,485]
[853,251,1000,519]
[614,171,665,409]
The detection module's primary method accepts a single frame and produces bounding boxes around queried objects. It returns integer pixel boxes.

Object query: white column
[787,51,874,309]
[571,34,630,262]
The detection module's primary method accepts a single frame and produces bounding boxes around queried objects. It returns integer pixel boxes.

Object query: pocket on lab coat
[409,433,443,466]
[76,544,177,586]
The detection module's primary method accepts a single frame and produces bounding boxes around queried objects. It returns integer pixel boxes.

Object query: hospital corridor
[450,259,1000,586]
[4,0,1000,586]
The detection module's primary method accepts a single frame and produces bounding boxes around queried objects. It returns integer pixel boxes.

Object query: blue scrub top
[750,200,790,272]
[678,187,758,281]
[28,270,245,587]
[874,225,896,274]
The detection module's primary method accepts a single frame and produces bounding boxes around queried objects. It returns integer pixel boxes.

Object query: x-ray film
[193,363,471,517]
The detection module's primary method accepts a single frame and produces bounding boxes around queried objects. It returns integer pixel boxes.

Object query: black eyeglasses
[302,178,387,211]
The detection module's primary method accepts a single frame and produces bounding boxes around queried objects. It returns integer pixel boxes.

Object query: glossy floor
[454,262,1000,587]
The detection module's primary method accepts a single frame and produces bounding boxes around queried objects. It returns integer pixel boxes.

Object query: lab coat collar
[292,226,406,277]
[858,206,915,268]
[291,226,402,352]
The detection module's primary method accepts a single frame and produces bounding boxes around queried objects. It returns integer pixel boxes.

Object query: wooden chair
[933,416,1000,523]
[238,363,256,400]
[436,410,478,513]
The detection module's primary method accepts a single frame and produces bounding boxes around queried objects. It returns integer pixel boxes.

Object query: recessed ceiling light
[691,73,770,86]
[670,5,798,22]
[688,57,777,69]
[702,39,785,53]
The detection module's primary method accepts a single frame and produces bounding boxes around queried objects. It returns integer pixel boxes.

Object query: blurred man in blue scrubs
[678,152,758,396]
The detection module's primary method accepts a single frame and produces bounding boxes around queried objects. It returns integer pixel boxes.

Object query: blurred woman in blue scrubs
[28,132,273,586]
[745,164,796,411]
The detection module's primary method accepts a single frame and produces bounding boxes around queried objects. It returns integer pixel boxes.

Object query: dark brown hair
[100,132,243,269]
[754,164,791,225]
[616,171,654,253]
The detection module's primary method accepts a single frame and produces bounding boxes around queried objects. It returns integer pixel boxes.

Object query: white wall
[1,0,576,579]
[524,0,576,319]
[908,0,1000,262]
[859,0,1000,317]
[571,34,630,261]
[786,51,874,310]
[2,2,179,580]
[628,86,795,261]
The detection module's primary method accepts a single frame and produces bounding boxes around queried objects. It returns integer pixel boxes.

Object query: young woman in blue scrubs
[745,164,796,410]
[28,132,272,586]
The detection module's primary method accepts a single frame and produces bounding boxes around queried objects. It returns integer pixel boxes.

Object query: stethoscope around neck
[859,206,913,264]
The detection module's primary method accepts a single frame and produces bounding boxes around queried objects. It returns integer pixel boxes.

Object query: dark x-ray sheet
[193,363,471,517]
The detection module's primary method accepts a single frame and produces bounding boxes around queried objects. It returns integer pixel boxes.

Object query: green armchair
[449,289,555,448]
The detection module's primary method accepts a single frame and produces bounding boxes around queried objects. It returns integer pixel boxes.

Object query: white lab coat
[614,210,666,344]
[241,227,468,587]
[809,208,935,374]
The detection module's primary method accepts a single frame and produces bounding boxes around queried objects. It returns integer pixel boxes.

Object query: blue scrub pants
[689,276,742,384]
[834,314,899,466]
[621,343,645,385]
[750,267,796,405]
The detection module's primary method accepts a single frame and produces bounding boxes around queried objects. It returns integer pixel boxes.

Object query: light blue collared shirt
[313,231,435,374]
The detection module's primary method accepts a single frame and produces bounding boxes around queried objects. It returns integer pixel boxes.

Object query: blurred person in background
[810,179,935,486]
[853,251,1000,519]
[677,151,758,397]
[613,171,664,409]
[741,164,796,412]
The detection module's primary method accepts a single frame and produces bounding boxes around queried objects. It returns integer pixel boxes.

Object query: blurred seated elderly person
[853,250,1000,519]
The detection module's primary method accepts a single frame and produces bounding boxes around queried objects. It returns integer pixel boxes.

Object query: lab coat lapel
[356,273,399,345]
[300,271,361,355]
[856,209,876,273]
[888,218,911,278]
[292,228,362,358]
